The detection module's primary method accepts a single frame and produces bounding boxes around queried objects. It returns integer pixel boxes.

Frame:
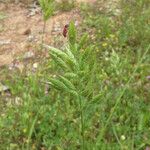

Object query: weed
[0,0,150,149]
[38,0,54,46]
[55,0,76,12]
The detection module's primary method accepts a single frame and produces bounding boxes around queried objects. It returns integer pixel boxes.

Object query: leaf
[45,44,78,71]
[39,0,54,21]
[48,78,68,91]
[50,52,69,70]
[81,45,94,61]
[64,73,78,79]
[59,76,76,90]
[65,46,79,69]
[69,90,78,98]
[69,21,76,45]
[78,33,88,50]
[90,93,102,104]
[46,45,72,62]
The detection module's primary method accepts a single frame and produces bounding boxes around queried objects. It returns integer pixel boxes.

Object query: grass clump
[39,0,55,45]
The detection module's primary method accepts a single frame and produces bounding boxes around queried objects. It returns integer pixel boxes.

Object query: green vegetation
[55,0,76,12]
[0,12,7,20]
[0,0,150,149]
[39,0,54,45]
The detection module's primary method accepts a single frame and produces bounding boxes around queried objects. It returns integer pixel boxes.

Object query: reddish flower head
[63,24,69,37]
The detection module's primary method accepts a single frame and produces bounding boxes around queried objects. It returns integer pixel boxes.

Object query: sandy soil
[0,2,82,66]
[0,0,120,67]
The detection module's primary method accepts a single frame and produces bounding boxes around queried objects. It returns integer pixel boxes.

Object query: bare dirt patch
[0,3,81,67]
[0,0,120,67]
[76,0,96,3]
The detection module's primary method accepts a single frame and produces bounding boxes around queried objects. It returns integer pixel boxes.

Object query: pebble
[27,35,35,42]
[0,40,11,45]
[33,62,38,69]
[0,83,10,94]
[23,51,34,59]
[18,28,31,35]
[23,28,31,35]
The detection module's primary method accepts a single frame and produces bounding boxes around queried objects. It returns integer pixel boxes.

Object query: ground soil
[0,0,120,67]
[0,3,82,67]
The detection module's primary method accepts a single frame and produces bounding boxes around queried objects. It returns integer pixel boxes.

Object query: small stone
[27,11,36,17]
[75,21,79,26]
[15,97,22,105]
[33,62,38,69]
[23,51,34,59]
[23,28,31,35]
[53,27,61,32]
[0,40,11,45]
[27,35,35,42]
[16,63,24,73]
[8,63,14,70]
[114,9,121,16]
[19,28,31,35]
[0,83,10,93]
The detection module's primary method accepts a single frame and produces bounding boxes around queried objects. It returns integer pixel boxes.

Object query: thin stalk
[112,124,123,149]
[79,95,85,150]
[27,108,41,150]
[41,20,46,48]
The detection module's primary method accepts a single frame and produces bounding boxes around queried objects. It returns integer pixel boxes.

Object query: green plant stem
[27,108,41,150]
[112,124,123,149]
[96,44,150,146]
[79,95,85,150]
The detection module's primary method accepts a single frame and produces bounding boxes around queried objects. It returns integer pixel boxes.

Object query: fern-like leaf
[69,21,76,46]
[48,78,68,91]
[59,75,76,90]
[50,52,69,70]
[78,34,88,50]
